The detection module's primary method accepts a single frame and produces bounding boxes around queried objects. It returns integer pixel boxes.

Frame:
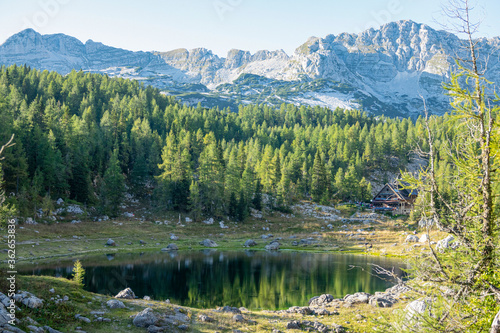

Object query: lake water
[21,250,405,310]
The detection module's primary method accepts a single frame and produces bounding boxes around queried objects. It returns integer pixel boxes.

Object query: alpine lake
[20,250,405,310]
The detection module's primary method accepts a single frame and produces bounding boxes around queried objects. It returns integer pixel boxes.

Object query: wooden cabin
[371,180,417,215]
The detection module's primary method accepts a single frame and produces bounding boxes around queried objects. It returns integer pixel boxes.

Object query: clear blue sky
[1,0,499,57]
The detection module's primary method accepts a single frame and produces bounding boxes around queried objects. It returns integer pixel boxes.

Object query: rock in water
[115,287,135,299]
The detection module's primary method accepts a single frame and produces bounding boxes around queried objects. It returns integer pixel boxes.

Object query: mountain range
[1,21,499,117]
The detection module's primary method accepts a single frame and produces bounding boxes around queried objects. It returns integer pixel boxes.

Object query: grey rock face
[3,21,500,117]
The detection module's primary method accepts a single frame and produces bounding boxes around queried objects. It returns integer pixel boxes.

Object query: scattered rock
[233,314,245,322]
[56,198,64,205]
[13,291,43,308]
[436,235,454,252]
[244,239,257,247]
[405,235,419,243]
[44,326,64,333]
[299,238,318,246]
[115,288,135,299]
[198,314,215,323]
[265,242,280,251]
[419,234,429,243]
[170,235,179,241]
[309,294,334,307]
[286,320,301,329]
[202,218,214,225]
[161,244,179,251]
[144,296,151,301]
[343,292,370,304]
[75,314,91,323]
[106,299,125,309]
[405,299,430,321]
[106,238,116,246]
[199,239,218,247]
[217,306,241,314]
[185,217,192,223]
[133,308,158,328]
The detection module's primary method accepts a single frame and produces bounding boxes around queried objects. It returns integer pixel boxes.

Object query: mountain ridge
[1,21,499,116]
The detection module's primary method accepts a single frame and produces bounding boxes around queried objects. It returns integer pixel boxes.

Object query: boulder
[244,239,257,247]
[198,314,214,323]
[106,299,125,309]
[13,291,43,308]
[343,292,371,304]
[218,306,241,314]
[75,314,91,323]
[106,238,116,246]
[265,242,280,251]
[286,321,301,329]
[44,326,64,333]
[115,287,135,299]
[419,234,429,243]
[309,294,334,307]
[405,235,419,243]
[299,238,318,246]
[369,294,397,307]
[199,239,218,247]
[170,235,179,241]
[436,235,454,252]
[161,244,179,251]
[405,299,429,321]
[133,308,158,328]
[233,314,245,322]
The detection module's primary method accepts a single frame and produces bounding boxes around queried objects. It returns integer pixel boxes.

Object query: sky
[1,0,499,57]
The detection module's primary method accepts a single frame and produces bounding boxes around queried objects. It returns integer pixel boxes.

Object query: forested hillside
[0,65,451,220]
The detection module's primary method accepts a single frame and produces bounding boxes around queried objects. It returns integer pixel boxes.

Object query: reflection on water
[21,251,405,310]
